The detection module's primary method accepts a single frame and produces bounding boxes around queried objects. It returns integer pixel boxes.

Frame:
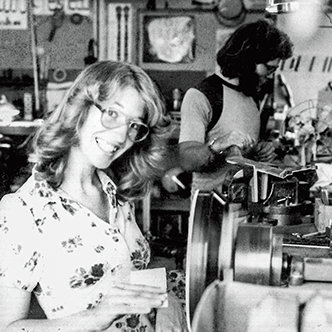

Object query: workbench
[0,119,42,136]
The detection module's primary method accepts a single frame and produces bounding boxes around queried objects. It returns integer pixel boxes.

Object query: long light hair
[30,61,171,201]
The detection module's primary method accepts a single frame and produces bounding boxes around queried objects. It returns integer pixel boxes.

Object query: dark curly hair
[217,19,293,97]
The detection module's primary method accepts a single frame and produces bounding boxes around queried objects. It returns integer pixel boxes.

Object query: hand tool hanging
[48,4,65,42]
[28,0,40,115]
[123,5,129,62]
[10,0,17,13]
[116,5,122,61]
[84,39,97,66]
[107,3,132,62]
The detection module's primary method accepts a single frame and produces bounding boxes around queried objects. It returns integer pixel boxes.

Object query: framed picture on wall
[138,10,196,69]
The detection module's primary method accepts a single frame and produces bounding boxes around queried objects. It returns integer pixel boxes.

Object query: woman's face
[78,86,146,170]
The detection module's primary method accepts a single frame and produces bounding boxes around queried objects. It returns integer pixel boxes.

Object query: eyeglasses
[264,63,279,74]
[94,104,150,143]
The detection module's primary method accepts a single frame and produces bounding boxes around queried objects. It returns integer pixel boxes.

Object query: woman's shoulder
[0,172,57,211]
[23,171,56,196]
[0,184,40,240]
[0,177,33,210]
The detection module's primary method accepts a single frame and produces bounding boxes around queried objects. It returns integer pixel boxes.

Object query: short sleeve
[0,194,43,292]
[179,88,212,144]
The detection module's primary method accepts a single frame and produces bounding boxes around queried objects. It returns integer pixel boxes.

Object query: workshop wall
[97,0,264,108]
[4,0,331,106]
[0,0,264,81]
[100,0,264,73]
[0,0,266,109]
[277,12,332,105]
[0,13,93,72]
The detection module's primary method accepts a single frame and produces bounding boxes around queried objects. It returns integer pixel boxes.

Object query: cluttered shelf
[0,119,42,136]
[0,119,43,197]
[135,192,190,271]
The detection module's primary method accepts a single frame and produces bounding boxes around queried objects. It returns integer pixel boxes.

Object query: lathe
[186,157,332,331]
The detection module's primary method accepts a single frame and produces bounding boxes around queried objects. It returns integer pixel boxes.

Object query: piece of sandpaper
[130,267,168,308]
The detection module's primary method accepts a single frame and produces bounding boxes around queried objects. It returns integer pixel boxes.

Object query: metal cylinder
[234,224,283,286]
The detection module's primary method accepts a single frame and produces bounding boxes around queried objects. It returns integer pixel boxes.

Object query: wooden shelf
[0,120,42,136]
[141,192,191,233]
[151,196,190,213]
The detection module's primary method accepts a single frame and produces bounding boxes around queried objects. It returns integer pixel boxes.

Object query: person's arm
[0,283,166,332]
[178,88,254,172]
[246,140,276,162]
[0,195,166,332]
[179,131,252,173]
[0,287,95,331]
[0,194,94,332]
[0,194,92,332]
[0,286,91,332]
[178,141,216,172]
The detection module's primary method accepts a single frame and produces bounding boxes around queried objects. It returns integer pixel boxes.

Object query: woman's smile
[95,137,120,155]
[77,86,145,169]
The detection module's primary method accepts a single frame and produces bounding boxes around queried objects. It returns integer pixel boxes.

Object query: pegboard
[0,14,93,70]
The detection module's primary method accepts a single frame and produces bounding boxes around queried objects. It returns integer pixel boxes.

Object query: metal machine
[185,160,332,329]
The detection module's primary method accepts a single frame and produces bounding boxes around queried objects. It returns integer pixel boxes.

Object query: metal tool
[84,39,97,66]
[123,5,130,62]
[185,158,331,331]
[234,223,283,286]
[116,6,122,61]
[48,6,65,42]
[186,186,331,328]
[186,190,227,325]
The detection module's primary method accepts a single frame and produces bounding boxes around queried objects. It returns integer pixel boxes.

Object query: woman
[0,61,187,331]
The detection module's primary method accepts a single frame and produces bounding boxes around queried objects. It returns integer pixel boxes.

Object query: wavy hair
[30,61,171,201]
[216,19,293,97]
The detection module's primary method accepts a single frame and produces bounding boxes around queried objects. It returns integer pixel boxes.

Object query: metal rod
[28,0,40,113]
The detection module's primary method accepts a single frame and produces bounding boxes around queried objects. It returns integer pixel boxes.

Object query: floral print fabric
[0,169,154,331]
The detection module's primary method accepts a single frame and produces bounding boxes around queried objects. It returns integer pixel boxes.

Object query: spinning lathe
[186,162,332,331]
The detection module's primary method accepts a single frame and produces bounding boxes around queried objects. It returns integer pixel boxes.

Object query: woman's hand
[87,283,167,331]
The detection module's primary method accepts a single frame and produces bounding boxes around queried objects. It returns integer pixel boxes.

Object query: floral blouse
[0,169,154,331]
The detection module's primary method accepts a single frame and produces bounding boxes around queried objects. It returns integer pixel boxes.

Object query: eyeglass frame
[263,62,280,74]
[93,103,150,143]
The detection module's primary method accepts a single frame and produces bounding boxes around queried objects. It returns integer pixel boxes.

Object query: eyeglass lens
[100,107,149,142]
[265,64,279,73]
[126,121,149,142]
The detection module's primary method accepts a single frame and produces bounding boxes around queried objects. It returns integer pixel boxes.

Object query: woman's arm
[0,285,93,332]
[0,283,166,332]
[0,286,31,332]
[179,89,254,172]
